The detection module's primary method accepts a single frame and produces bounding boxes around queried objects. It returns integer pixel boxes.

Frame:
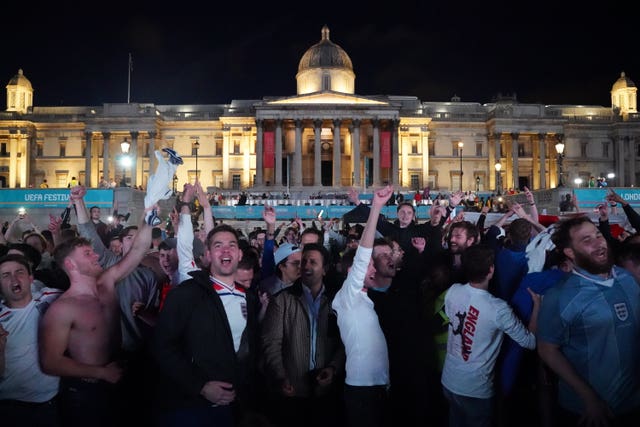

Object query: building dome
[611,71,637,117]
[298,26,353,73]
[296,26,355,95]
[612,71,636,91]
[6,69,33,114]
[7,68,33,90]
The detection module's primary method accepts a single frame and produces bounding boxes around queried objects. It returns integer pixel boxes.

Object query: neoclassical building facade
[1,26,639,193]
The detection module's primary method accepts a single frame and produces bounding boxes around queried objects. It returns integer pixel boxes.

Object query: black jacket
[151,270,258,410]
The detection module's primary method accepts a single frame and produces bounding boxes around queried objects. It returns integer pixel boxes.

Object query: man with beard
[538,216,640,427]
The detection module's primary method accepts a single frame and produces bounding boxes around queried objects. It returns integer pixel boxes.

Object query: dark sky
[3,4,637,108]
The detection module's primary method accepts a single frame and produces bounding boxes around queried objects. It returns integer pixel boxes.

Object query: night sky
[3,4,637,108]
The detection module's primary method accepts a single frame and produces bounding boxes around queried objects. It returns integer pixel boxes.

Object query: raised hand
[372,185,394,208]
[262,205,276,226]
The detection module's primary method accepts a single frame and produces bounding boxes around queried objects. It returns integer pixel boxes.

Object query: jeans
[442,386,493,427]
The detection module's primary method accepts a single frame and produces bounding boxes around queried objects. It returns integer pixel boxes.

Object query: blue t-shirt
[537,266,640,415]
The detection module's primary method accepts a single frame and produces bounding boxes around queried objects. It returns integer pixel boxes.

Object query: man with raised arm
[38,149,178,427]
[332,184,394,427]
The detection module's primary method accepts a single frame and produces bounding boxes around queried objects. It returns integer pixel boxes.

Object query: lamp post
[555,140,565,187]
[120,138,130,187]
[194,139,200,182]
[495,162,502,195]
[458,141,464,191]
[607,172,615,187]
[574,177,583,188]
[476,176,480,192]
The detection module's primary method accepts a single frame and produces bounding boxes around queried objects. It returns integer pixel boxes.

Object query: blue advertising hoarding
[0,189,114,210]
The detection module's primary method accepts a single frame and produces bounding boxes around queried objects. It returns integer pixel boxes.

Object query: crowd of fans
[1,175,640,427]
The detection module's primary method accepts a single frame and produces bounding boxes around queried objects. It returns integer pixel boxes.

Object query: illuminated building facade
[1,26,638,192]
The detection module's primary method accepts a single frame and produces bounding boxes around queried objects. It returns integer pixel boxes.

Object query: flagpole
[127,53,132,103]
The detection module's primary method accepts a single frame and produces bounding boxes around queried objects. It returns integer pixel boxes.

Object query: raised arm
[176,183,199,282]
[195,181,214,234]
[523,187,539,224]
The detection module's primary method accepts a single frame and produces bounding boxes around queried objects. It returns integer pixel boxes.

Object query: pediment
[267,91,388,105]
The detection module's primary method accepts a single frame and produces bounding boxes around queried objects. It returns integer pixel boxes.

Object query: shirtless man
[38,185,155,427]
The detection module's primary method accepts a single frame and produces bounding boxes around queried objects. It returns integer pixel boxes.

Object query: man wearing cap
[259,242,302,297]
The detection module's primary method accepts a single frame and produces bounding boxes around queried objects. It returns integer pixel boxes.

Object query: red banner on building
[263,131,275,168]
[380,131,391,168]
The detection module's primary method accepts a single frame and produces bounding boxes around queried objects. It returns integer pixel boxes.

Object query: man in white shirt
[0,254,63,426]
[441,244,540,427]
[332,185,393,427]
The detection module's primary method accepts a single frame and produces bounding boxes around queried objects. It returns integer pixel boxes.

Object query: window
[232,174,241,190]
[453,142,462,157]
[215,140,223,156]
[82,142,87,157]
[602,141,609,158]
[475,143,483,157]
[323,74,330,91]
[428,141,435,156]
[518,143,525,157]
[410,174,420,190]
[59,142,66,157]
[233,140,241,154]
[580,142,588,157]
[411,140,418,154]
[0,143,8,156]
[36,142,43,157]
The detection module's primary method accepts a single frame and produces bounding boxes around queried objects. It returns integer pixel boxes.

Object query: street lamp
[495,162,502,195]
[574,177,583,188]
[555,140,565,187]
[120,138,131,187]
[194,139,200,182]
[476,176,480,192]
[458,142,464,191]
[607,172,615,186]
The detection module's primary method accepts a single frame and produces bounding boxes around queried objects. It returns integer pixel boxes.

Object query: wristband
[529,202,535,206]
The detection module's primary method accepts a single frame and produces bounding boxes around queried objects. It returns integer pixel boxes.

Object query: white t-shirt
[332,246,389,386]
[0,287,62,402]
[441,283,535,399]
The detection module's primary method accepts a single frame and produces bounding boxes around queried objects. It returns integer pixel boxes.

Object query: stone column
[293,119,303,187]
[538,132,546,189]
[391,119,399,186]
[351,119,361,187]
[84,131,92,187]
[222,126,230,188]
[102,132,111,183]
[130,131,139,187]
[421,126,429,188]
[148,131,157,176]
[314,119,322,186]
[617,137,625,186]
[275,120,283,186]
[255,120,264,186]
[333,119,342,187]
[629,137,636,186]
[488,132,496,190]
[372,119,380,186]
[511,132,520,190]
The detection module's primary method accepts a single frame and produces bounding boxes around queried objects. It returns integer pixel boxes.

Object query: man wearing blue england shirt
[537,216,640,426]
